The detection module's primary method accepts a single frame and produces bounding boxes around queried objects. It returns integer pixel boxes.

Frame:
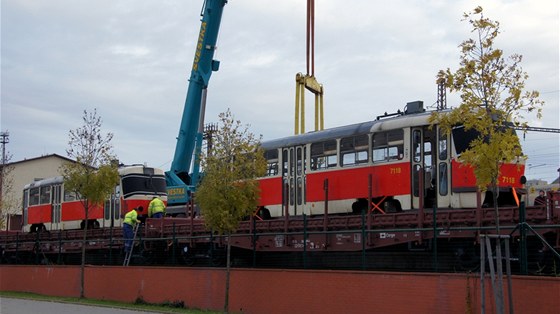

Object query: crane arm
[166,0,227,207]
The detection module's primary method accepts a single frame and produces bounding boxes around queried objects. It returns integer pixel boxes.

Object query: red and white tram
[257,103,525,217]
[22,165,167,232]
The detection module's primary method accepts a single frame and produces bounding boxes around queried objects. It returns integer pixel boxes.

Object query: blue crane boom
[165,0,228,212]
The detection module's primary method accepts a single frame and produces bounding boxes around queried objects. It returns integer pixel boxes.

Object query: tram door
[282,146,306,216]
[51,184,62,229]
[411,127,436,209]
[23,189,29,227]
[436,127,451,208]
[103,191,121,228]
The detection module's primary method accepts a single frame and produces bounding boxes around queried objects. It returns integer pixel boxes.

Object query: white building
[1,154,76,230]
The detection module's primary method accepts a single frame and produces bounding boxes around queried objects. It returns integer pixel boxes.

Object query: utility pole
[0,131,10,220]
[436,78,447,111]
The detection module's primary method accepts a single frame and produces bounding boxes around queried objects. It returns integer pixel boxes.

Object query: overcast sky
[1,0,559,182]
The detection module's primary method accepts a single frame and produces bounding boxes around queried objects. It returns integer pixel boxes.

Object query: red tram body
[22,165,167,232]
[257,105,525,218]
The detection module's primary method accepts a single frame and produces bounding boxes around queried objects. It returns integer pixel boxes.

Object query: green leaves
[431,6,542,191]
[196,109,267,235]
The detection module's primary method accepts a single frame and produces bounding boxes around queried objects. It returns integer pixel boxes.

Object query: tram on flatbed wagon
[1,105,557,272]
[22,165,167,232]
[256,102,525,219]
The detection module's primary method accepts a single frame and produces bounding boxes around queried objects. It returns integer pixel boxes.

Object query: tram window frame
[39,186,51,205]
[29,187,40,206]
[310,139,338,170]
[372,130,404,163]
[64,190,78,202]
[265,149,279,176]
[341,134,369,167]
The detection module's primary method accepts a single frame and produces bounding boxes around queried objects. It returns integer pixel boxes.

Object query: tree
[430,7,544,313]
[0,150,17,230]
[431,6,543,194]
[61,109,119,298]
[195,109,266,313]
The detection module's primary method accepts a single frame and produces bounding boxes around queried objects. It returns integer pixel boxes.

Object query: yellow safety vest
[148,198,165,217]
[124,209,140,226]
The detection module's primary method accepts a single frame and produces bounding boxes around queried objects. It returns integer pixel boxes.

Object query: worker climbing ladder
[123,223,140,266]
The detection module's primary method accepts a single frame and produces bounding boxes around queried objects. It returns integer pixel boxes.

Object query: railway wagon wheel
[180,245,196,266]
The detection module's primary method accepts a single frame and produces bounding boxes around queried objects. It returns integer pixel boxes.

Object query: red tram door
[282,146,306,216]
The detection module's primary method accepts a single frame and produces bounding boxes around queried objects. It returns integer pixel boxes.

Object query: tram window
[342,151,368,166]
[324,140,337,152]
[373,130,404,163]
[297,177,303,205]
[388,129,404,142]
[439,162,448,196]
[30,187,40,206]
[121,176,166,198]
[452,126,480,155]
[413,130,422,162]
[357,150,368,163]
[266,162,279,176]
[373,133,387,147]
[327,155,337,168]
[439,131,448,160]
[296,147,303,176]
[289,178,294,205]
[282,150,288,176]
[265,149,278,160]
[64,190,78,202]
[40,186,51,204]
[413,164,421,197]
[388,147,399,159]
[341,134,369,167]
[342,152,355,166]
[104,200,111,220]
[373,148,387,162]
[311,140,338,170]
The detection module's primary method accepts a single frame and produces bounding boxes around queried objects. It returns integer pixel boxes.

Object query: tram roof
[261,110,436,150]
[23,176,64,189]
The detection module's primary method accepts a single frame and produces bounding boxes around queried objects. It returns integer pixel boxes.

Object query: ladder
[123,223,140,266]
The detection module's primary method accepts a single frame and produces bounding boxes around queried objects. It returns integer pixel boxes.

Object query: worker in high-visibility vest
[123,206,143,253]
[148,196,166,218]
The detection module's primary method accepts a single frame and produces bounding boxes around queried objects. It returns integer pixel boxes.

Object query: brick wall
[1,266,558,313]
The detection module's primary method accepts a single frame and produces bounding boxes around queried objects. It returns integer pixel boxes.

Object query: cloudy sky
[1,0,559,182]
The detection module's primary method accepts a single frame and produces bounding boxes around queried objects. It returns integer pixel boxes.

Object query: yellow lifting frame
[295,72,324,135]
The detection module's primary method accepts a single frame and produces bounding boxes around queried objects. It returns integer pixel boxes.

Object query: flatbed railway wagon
[1,107,559,271]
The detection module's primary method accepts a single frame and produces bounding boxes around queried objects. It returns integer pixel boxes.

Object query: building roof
[7,153,76,166]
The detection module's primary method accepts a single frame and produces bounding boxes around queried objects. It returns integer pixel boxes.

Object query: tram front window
[121,175,166,198]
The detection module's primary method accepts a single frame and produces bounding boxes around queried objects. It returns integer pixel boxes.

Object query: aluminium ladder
[123,223,140,266]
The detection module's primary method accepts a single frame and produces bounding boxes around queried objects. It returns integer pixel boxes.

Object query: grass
[0,291,218,313]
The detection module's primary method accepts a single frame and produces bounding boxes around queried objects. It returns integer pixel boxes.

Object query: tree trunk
[492,183,504,314]
[80,200,89,299]
[224,234,231,313]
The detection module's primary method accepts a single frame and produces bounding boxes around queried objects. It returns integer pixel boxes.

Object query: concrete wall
[1,266,558,314]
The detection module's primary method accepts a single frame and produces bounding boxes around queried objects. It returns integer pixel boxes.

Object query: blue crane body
[165,0,228,213]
